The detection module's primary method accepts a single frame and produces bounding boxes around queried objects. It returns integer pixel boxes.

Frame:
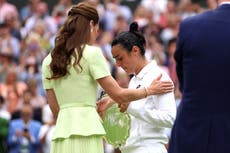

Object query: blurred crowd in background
[0,0,218,153]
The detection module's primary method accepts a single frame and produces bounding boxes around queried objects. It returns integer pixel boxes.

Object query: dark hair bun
[129,22,139,33]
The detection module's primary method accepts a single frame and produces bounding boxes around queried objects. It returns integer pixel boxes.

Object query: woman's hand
[147,74,174,95]
[97,96,114,119]
[118,102,130,112]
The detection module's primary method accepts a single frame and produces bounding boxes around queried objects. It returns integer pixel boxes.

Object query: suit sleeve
[7,121,18,146]
[174,21,186,92]
[30,122,42,147]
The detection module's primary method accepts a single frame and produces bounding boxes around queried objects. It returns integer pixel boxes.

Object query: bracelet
[143,87,148,98]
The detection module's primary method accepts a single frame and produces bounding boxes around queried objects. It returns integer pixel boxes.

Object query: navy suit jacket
[169,4,230,153]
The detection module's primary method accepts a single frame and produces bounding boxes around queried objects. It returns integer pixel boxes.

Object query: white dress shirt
[120,60,177,153]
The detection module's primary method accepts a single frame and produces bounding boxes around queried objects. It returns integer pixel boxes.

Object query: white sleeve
[127,92,177,128]
[38,125,49,139]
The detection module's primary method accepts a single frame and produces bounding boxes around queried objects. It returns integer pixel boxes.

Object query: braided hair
[49,2,99,79]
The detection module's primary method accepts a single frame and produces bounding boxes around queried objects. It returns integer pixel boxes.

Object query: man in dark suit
[168,1,230,153]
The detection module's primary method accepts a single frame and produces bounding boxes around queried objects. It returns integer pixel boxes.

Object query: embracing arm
[97,74,174,104]
[98,76,146,104]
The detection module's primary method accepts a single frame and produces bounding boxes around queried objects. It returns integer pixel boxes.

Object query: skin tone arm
[98,74,173,104]
[45,89,59,118]
[45,74,172,118]
[97,74,174,117]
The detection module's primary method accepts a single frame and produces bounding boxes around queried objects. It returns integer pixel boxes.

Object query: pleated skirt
[50,135,104,153]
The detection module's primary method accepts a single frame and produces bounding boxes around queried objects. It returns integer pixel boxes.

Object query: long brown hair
[49,2,99,79]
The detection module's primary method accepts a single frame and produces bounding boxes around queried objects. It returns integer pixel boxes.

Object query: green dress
[42,45,111,153]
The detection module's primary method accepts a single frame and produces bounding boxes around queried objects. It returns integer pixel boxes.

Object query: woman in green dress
[42,2,174,153]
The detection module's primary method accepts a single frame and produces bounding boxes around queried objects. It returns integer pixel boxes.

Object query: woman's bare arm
[97,74,174,104]
[45,89,59,118]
